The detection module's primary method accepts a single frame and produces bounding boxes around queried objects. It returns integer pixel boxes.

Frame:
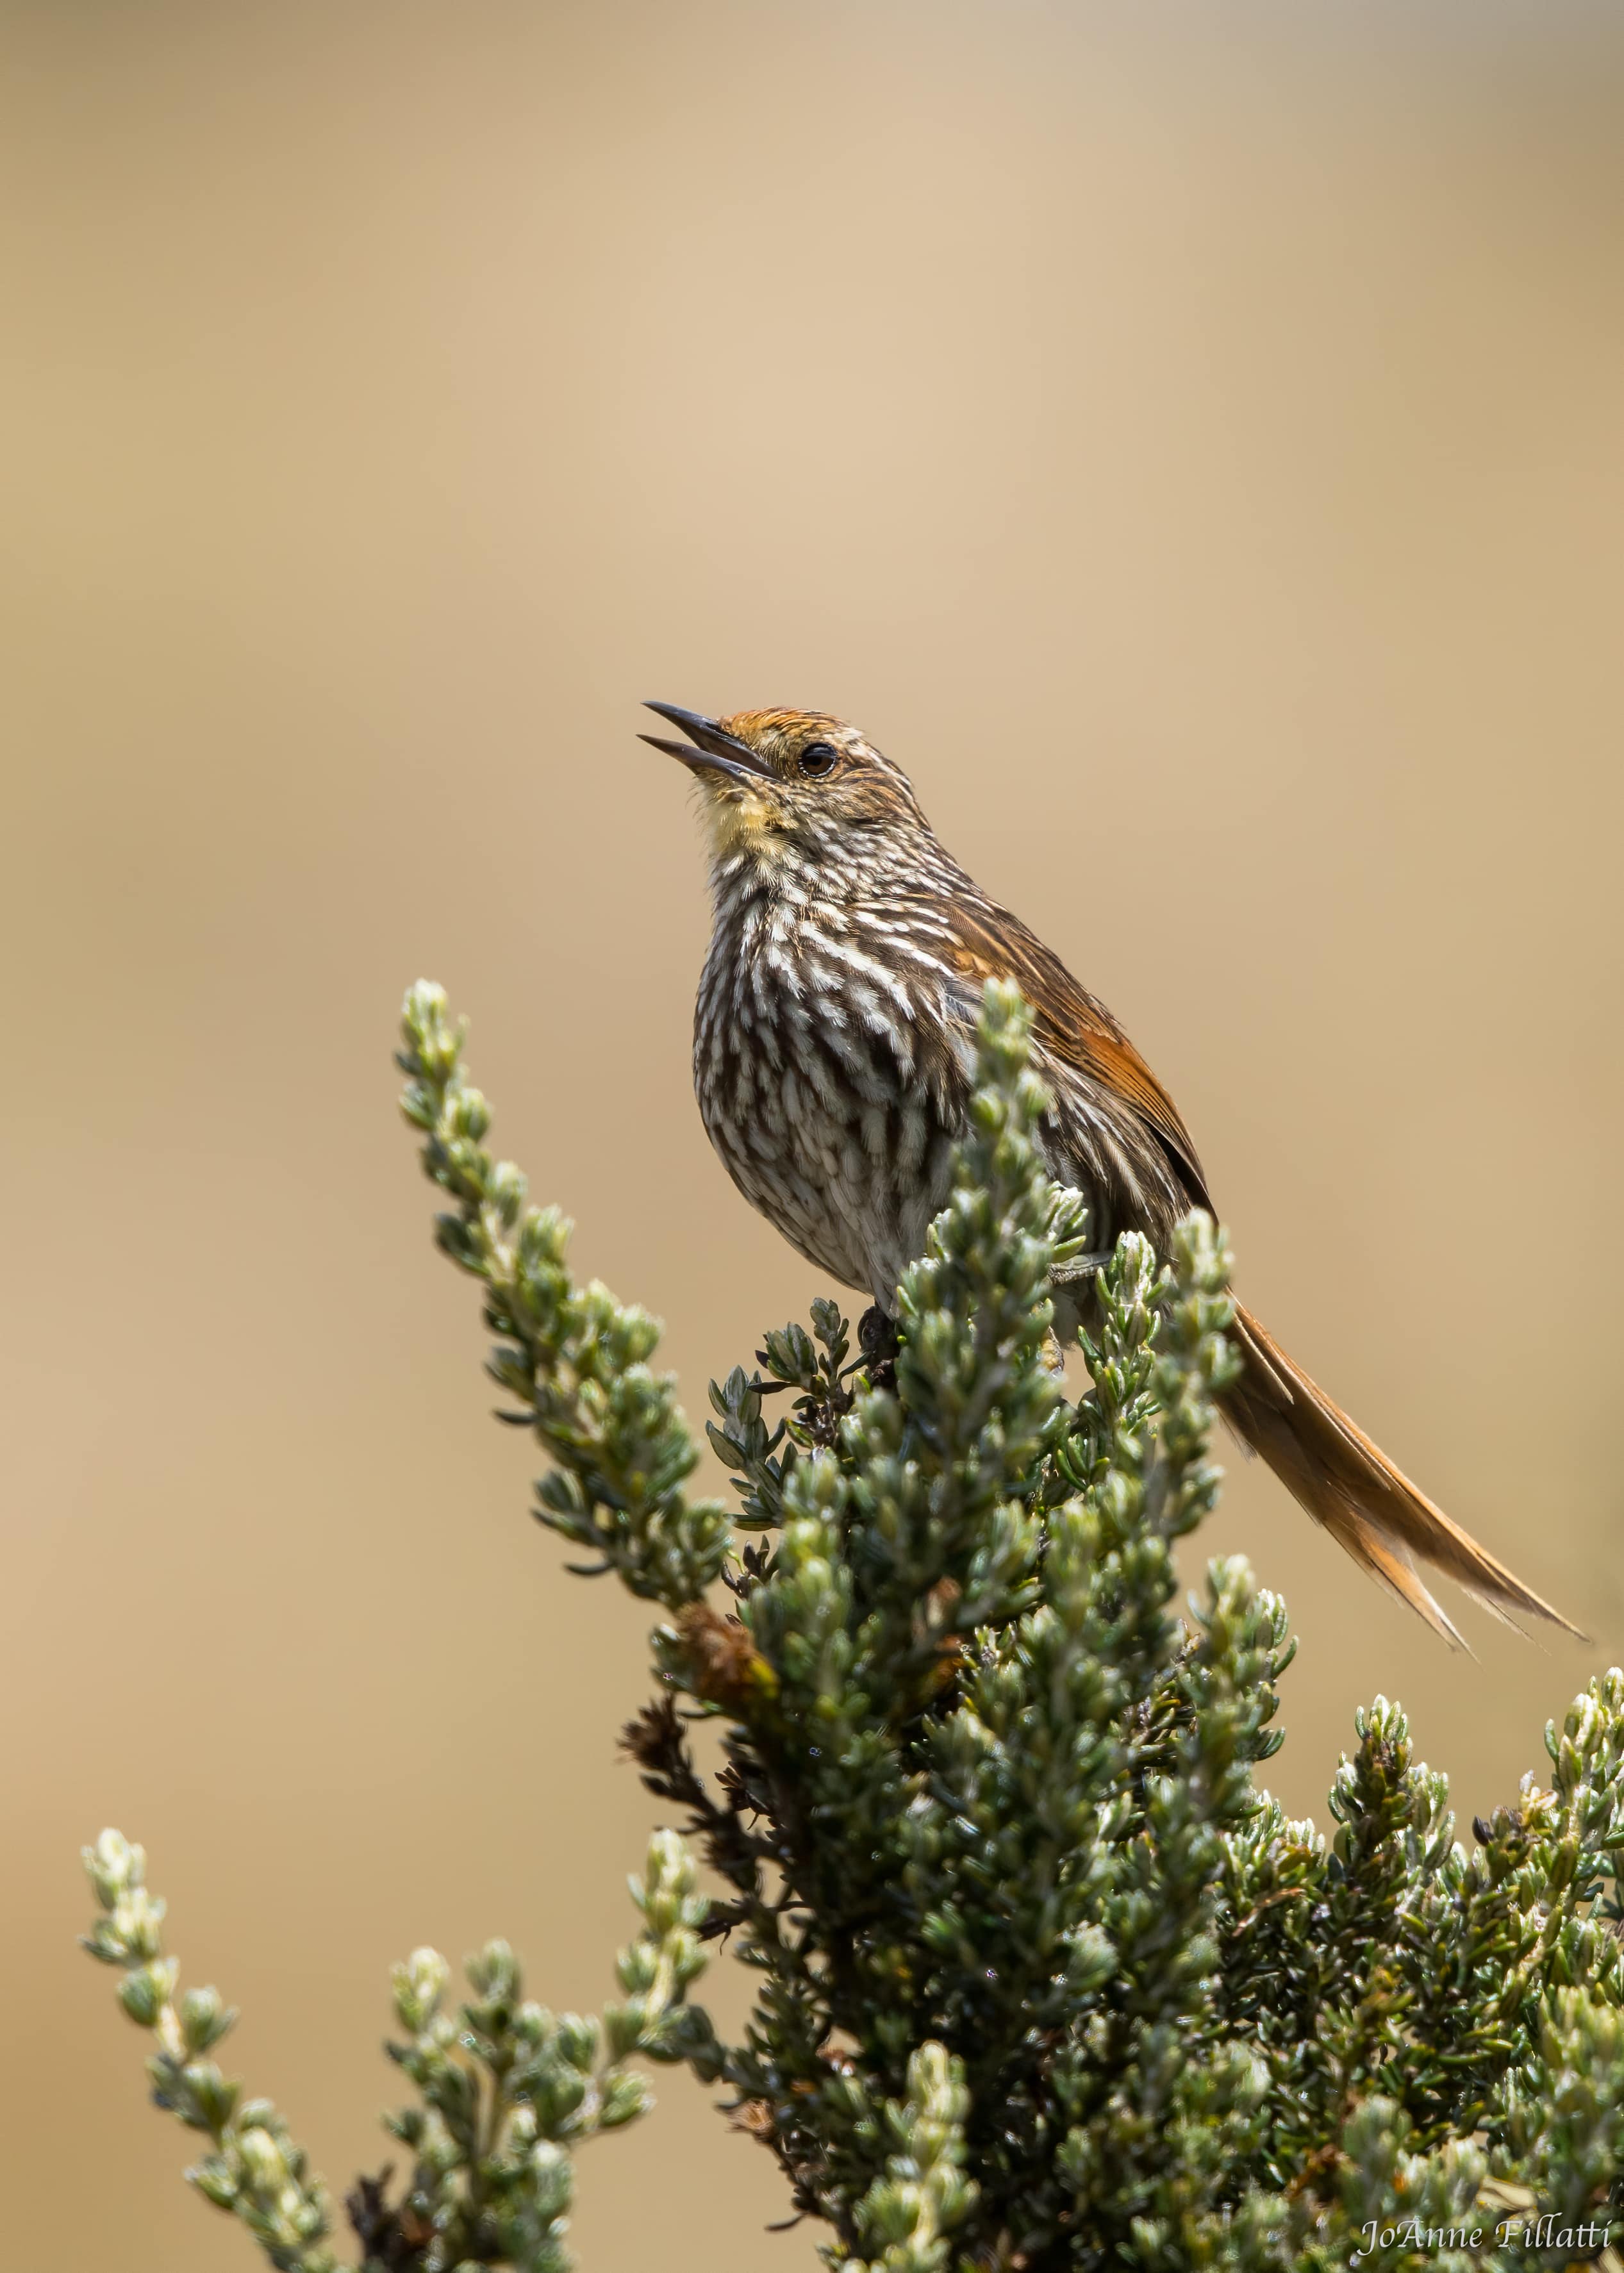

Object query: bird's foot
[1049,1250,1116,1286]
[856,1305,900,1394]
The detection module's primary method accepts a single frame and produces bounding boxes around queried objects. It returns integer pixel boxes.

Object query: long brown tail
[1222,1301,1582,1647]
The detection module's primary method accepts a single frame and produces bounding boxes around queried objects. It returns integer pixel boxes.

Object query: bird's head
[639,703,928,870]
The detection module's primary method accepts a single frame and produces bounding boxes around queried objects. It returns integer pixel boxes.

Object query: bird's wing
[939,893,1212,1211]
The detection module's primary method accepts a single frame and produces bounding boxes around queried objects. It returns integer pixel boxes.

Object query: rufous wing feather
[1223,1302,1582,1647]
[940,900,1213,1203]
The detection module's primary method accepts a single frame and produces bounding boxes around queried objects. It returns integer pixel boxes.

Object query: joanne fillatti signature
[1352,2215,1613,2260]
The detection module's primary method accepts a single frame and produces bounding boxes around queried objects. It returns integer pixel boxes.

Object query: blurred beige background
[4,4,1623,2265]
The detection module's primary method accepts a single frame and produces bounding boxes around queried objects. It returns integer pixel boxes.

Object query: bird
[639,698,1577,1646]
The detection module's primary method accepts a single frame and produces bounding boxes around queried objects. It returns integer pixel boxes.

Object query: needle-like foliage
[80,979,1624,2272]
[79,1826,709,2273]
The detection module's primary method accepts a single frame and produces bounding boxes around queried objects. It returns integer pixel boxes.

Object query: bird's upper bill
[637,700,925,858]
[639,701,781,784]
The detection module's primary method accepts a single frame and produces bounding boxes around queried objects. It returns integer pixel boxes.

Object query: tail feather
[1222,1301,1582,1647]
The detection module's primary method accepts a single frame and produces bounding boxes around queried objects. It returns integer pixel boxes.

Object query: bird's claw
[1050,1250,1115,1285]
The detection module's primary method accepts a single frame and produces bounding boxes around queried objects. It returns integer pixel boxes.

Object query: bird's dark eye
[797,741,838,778]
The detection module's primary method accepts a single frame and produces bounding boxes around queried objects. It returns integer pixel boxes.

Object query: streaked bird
[641,699,1577,1645]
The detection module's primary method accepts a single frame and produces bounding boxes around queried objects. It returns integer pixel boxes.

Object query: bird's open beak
[639,701,774,785]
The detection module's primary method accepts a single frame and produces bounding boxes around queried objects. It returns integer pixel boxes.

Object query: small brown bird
[641,699,1575,1644]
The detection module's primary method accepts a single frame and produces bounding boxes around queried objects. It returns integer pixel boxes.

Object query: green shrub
[80,981,1624,2271]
